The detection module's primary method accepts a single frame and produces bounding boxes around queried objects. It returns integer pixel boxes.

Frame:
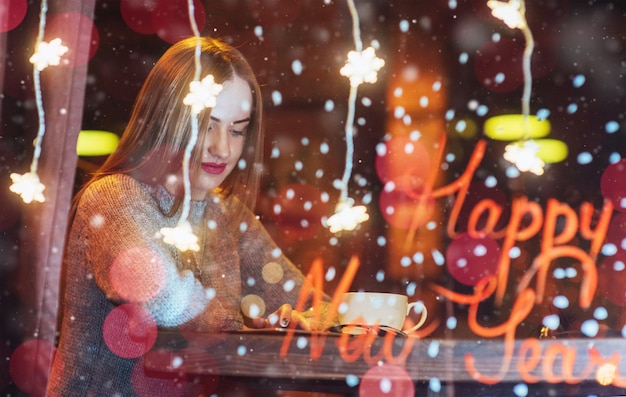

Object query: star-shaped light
[487,0,526,29]
[29,38,69,71]
[326,199,370,233]
[160,220,200,252]
[340,47,385,87]
[10,172,46,203]
[183,74,223,114]
[503,140,545,175]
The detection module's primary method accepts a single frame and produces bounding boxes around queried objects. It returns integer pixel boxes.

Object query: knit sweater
[46,174,308,396]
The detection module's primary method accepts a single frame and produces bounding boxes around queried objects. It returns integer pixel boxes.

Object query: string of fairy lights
[9,0,67,204]
[158,0,223,252]
[486,0,545,174]
[325,0,384,233]
[10,0,557,248]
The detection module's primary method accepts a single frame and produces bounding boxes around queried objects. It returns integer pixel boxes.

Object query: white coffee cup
[337,292,427,334]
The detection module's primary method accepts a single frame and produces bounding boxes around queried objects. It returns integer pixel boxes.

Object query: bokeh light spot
[241,294,266,318]
[0,0,27,32]
[601,159,626,212]
[47,12,99,67]
[121,0,156,35]
[262,262,284,284]
[359,364,414,397]
[9,339,58,395]
[375,135,431,189]
[445,233,500,286]
[110,246,166,303]
[152,0,206,44]
[378,187,435,230]
[102,304,157,358]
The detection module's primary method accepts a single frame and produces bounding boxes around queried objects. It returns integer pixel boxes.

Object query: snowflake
[10,172,46,203]
[160,220,200,252]
[29,38,69,71]
[183,74,223,114]
[503,140,545,175]
[326,200,370,233]
[487,0,526,30]
[340,47,385,87]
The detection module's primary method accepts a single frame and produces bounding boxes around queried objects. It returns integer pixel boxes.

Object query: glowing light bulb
[9,172,46,203]
[159,221,200,252]
[326,200,370,233]
[29,37,68,71]
[183,74,223,114]
[503,140,545,175]
[487,0,526,29]
[340,47,385,87]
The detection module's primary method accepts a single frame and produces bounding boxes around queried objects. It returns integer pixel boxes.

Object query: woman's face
[190,75,252,200]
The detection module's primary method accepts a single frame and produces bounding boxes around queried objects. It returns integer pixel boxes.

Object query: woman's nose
[208,129,230,159]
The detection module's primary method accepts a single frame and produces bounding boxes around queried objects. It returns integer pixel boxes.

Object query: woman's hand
[247,304,312,330]
[246,302,338,332]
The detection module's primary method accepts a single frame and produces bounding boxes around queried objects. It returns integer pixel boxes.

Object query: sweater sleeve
[230,198,316,314]
[77,175,213,327]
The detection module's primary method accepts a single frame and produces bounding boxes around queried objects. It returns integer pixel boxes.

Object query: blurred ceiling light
[533,138,568,164]
[76,130,119,156]
[484,114,550,141]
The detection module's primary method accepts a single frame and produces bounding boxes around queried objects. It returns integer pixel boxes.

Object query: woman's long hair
[74,36,263,216]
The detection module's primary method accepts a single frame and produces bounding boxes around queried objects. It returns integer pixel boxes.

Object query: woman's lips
[201,162,227,174]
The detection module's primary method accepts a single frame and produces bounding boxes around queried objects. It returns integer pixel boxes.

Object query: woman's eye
[231,128,246,136]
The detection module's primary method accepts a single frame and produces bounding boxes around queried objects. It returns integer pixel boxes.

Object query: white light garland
[327,0,383,234]
[487,0,544,175]
[9,0,67,204]
[159,0,219,252]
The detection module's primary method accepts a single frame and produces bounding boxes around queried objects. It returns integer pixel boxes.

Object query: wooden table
[148,330,626,396]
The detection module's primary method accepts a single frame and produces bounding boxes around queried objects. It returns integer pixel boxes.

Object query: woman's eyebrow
[210,116,251,125]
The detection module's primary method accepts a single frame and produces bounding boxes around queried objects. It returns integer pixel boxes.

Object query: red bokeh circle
[0,0,27,32]
[151,0,206,44]
[601,159,626,212]
[110,246,167,303]
[102,304,157,358]
[9,339,58,395]
[379,187,435,230]
[605,212,626,255]
[46,12,100,68]
[359,363,414,397]
[375,135,431,190]
[121,0,156,35]
[445,232,501,286]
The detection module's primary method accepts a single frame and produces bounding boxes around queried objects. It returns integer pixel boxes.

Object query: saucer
[328,324,407,337]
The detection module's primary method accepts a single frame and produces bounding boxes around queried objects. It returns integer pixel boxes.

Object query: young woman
[47,37,330,397]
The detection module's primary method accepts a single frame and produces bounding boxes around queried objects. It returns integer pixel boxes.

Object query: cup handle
[403,301,427,334]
